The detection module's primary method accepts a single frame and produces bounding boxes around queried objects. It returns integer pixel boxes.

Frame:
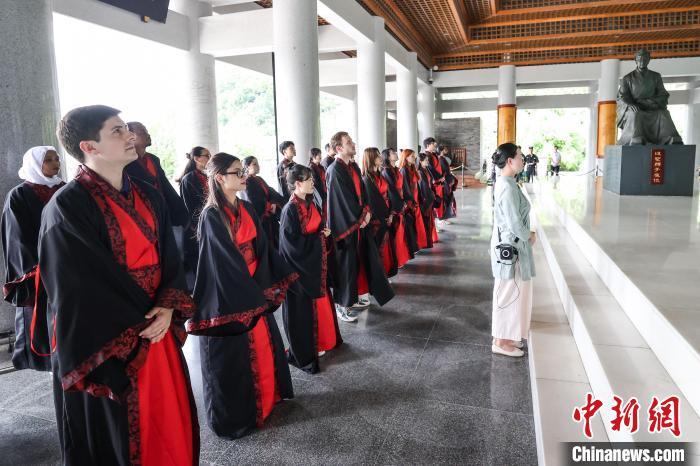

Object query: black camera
[495,243,518,265]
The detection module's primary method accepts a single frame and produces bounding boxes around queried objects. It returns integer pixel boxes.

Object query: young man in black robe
[326,132,393,322]
[2,146,65,371]
[277,140,296,199]
[321,142,335,170]
[125,121,189,227]
[41,105,199,465]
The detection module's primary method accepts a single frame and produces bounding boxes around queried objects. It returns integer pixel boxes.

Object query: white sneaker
[491,344,524,358]
[318,351,326,357]
[336,305,358,323]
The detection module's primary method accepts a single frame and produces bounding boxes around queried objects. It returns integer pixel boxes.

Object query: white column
[598,59,620,102]
[418,82,436,144]
[587,83,599,173]
[498,65,516,106]
[687,81,700,190]
[273,0,320,159]
[0,0,61,331]
[351,87,359,147]
[396,52,418,151]
[357,16,385,152]
[178,0,220,158]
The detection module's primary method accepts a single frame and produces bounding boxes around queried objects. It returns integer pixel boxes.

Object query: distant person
[490,143,536,358]
[321,142,335,170]
[125,121,188,226]
[524,146,539,182]
[241,156,285,250]
[277,141,296,198]
[551,146,562,176]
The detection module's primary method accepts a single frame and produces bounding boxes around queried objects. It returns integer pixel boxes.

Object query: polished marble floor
[0,188,537,465]
[536,176,700,355]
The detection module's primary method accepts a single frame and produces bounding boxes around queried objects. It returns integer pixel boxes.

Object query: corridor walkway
[0,188,537,465]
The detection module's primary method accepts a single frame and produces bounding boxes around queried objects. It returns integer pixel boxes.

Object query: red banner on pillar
[650,149,665,185]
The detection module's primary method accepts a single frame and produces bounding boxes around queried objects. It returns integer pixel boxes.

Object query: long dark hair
[202,152,239,239]
[309,147,322,164]
[286,164,313,195]
[492,143,519,169]
[362,147,381,176]
[381,148,395,168]
[176,146,208,183]
[242,156,256,168]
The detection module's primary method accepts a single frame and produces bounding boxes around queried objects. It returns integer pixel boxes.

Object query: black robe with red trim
[188,201,296,439]
[326,158,393,307]
[321,155,335,170]
[39,166,198,465]
[400,166,420,256]
[279,195,342,374]
[439,155,457,220]
[126,152,188,227]
[277,159,295,199]
[418,165,439,248]
[363,172,396,278]
[2,181,64,371]
[179,169,208,278]
[310,162,327,213]
[239,174,285,251]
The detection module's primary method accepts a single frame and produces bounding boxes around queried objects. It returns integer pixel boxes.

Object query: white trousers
[491,268,533,341]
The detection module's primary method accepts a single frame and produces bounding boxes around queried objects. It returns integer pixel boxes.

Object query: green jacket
[490,175,536,281]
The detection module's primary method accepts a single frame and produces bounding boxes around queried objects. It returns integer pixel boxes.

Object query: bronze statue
[616,49,683,145]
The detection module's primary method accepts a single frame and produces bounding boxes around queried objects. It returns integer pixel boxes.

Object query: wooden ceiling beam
[446,0,470,44]
[489,0,499,16]
[483,5,700,26]
[435,36,700,58]
[467,24,700,45]
[360,0,433,66]
[495,0,685,15]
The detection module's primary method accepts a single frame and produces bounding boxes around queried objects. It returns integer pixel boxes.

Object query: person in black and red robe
[399,149,426,254]
[41,105,199,465]
[438,145,458,220]
[362,148,395,278]
[2,146,65,371]
[279,164,342,374]
[124,122,189,228]
[326,132,393,323]
[177,146,211,286]
[240,156,285,250]
[423,137,447,223]
[417,152,440,248]
[381,148,411,269]
[309,148,327,214]
[277,141,296,199]
[321,143,335,170]
[187,152,297,439]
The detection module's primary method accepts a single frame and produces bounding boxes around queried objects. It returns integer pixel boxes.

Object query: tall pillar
[178,0,219,159]
[587,83,599,173]
[687,81,700,190]
[418,82,436,144]
[351,88,359,148]
[0,1,61,332]
[497,65,516,146]
[273,0,320,159]
[396,53,418,152]
[596,59,620,158]
[357,17,385,151]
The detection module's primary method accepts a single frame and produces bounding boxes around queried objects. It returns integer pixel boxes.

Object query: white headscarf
[18,146,63,187]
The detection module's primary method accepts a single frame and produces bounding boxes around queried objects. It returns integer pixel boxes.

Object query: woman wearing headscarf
[177,146,211,285]
[279,165,342,374]
[1,146,64,371]
[381,148,411,269]
[187,152,297,439]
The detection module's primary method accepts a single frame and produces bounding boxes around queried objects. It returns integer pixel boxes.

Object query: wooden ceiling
[356,0,700,70]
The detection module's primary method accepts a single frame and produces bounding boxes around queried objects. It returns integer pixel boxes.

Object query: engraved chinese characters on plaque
[651,149,665,185]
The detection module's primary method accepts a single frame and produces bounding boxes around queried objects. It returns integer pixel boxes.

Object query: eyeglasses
[224,169,248,178]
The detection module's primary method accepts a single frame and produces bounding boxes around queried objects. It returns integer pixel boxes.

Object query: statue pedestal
[603,145,696,196]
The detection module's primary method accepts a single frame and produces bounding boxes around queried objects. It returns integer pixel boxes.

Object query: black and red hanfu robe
[179,169,208,279]
[310,161,327,214]
[439,154,458,220]
[381,166,411,269]
[279,195,342,374]
[321,155,335,170]
[240,174,285,250]
[125,152,188,227]
[2,181,65,371]
[402,165,428,250]
[277,159,295,199]
[418,165,440,247]
[363,172,395,278]
[39,165,198,465]
[399,166,421,256]
[188,200,297,439]
[326,158,393,308]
